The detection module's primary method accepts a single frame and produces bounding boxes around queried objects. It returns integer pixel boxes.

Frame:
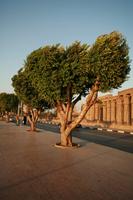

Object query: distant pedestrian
[23,114,27,125]
[5,112,9,123]
[16,115,20,126]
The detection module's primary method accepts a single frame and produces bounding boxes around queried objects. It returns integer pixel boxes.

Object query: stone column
[85,110,89,120]
[103,101,107,122]
[90,104,95,121]
[88,106,93,121]
[98,105,103,122]
[117,96,124,125]
[95,103,99,121]
[88,110,91,121]
[107,100,111,122]
[124,95,131,125]
[111,100,116,123]
[86,108,90,121]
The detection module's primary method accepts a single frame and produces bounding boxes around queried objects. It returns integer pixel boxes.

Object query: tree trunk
[26,108,40,132]
[67,106,73,146]
[27,115,37,132]
[57,101,79,147]
[67,134,72,146]
[57,82,99,147]
[59,119,73,146]
[61,132,67,146]
[31,121,36,131]
[60,131,72,146]
[60,106,73,146]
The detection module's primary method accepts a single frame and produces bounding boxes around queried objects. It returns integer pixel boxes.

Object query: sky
[0,0,133,95]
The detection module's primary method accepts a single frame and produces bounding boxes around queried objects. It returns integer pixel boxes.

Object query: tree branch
[65,84,72,124]
[64,78,100,136]
[57,101,66,124]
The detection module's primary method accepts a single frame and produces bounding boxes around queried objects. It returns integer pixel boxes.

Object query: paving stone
[0,121,133,200]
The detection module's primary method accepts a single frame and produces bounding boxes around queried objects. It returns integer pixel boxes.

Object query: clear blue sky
[0,0,133,94]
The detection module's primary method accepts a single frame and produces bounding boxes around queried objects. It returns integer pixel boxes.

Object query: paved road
[37,123,133,153]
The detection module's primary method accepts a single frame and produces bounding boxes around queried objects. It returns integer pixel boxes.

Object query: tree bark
[60,129,73,146]
[27,109,39,131]
[57,79,100,147]
[31,121,36,131]
[27,116,36,131]
[57,101,74,146]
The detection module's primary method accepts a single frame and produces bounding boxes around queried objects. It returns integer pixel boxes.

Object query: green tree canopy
[12,68,48,109]
[24,32,130,105]
[12,67,49,131]
[0,93,19,113]
[24,42,95,104]
[88,31,130,91]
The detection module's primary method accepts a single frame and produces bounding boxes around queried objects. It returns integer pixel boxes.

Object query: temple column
[111,100,116,123]
[117,96,124,124]
[90,104,95,121]
[85,109,89,120]
[88,110,91,121]
[107,100,111,122]
[95,103,99,121]
[100,106,102,122]
[103,101,107,122]
[124,95,131,125]
[88,106,93,121]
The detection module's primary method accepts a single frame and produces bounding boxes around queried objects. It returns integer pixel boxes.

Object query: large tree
[13,31,130,146]
[0,92,19,114]
[12,68,48,131]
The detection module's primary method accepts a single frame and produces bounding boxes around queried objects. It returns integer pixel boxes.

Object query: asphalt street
[37,123,133,153]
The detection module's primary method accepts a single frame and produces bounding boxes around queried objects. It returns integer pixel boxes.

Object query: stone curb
[97,127,133,135]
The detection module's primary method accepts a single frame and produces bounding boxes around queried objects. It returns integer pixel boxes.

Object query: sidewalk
[0,121,133,200]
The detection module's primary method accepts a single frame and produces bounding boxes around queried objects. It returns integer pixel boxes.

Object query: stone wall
[85,88,133,131]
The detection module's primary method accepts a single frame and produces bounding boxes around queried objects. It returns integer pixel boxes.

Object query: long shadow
[37,123,133,153]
